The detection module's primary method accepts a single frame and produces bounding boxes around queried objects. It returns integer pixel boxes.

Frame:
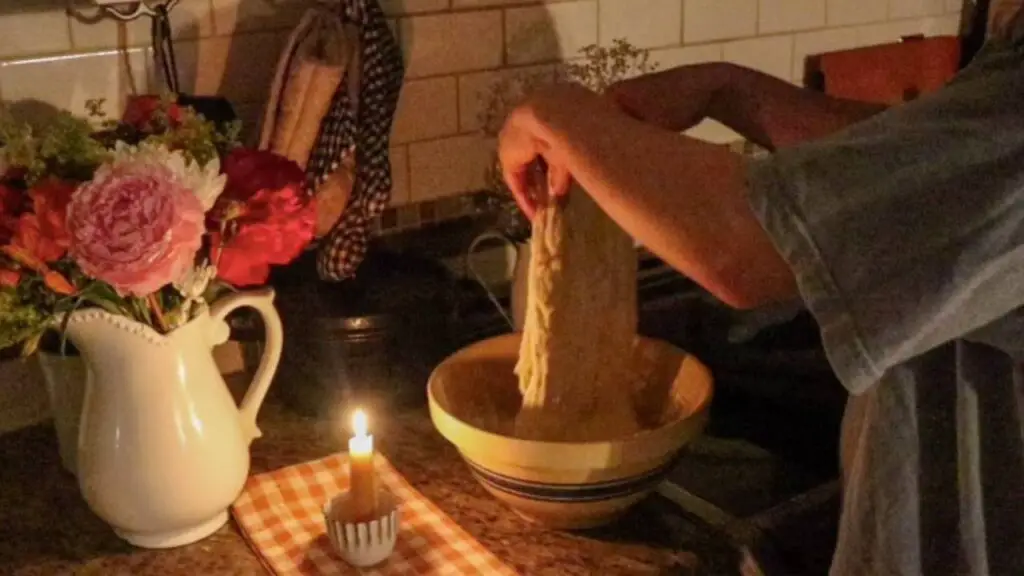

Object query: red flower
[0,246,74,295]
[42,270,76,295]
[0,183,25,245]
[0,179,76,295]
[123,95,183,132]
[12,178,75,263]
[210,225,278,288]
[220,148,307,204]
[0,268,19,288]
[2,166,28,184]
[210,149,315,287]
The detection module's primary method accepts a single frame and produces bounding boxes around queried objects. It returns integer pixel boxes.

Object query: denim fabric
[745,39,1024,576]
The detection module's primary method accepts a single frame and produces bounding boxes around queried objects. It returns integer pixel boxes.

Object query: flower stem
[147,293,169,333]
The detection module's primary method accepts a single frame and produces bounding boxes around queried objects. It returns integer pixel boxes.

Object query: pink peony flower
[67,162,205,297]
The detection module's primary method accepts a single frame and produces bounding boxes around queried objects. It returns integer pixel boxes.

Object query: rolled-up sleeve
[746,43,1024,395]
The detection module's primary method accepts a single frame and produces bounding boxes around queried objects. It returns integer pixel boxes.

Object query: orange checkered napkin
[231,452,518,576]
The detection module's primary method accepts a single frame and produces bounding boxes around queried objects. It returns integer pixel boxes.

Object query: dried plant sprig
[563,39,659,93]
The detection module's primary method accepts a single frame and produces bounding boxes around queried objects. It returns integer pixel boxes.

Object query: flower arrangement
[474,39,659,243]
[0,95,316,355]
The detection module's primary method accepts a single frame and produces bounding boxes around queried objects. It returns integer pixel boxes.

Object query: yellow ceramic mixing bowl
[428,333,713,529]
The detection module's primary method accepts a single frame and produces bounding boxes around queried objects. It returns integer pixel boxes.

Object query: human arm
[504,45,1024,394]
[499,84,797,309]
[606,62,887,150]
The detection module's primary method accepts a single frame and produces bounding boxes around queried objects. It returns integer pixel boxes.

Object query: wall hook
[69,0,181,23]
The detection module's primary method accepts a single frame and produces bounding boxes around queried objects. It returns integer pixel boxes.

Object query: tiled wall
[1,0,964,216]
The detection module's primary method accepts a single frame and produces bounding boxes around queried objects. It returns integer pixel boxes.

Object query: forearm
[710,63,887,149]
[613,63,887,150]
[535,101,797,308]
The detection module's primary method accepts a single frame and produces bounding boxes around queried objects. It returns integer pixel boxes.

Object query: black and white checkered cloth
[306,0,404,281]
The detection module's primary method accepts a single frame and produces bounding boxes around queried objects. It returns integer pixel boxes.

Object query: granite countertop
[0,392,739,576]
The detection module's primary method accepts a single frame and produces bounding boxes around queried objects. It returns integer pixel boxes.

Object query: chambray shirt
[745,35,1024,576]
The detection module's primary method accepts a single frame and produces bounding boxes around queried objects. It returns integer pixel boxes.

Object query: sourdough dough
[514,186,641,442]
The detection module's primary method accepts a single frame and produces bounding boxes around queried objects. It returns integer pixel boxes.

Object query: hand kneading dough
[514,186,640,442]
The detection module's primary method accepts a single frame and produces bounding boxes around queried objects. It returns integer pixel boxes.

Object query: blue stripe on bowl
[465,457,679,503]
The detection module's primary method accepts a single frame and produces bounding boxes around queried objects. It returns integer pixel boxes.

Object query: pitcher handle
[210,287,283,445]
[466,232,518,330]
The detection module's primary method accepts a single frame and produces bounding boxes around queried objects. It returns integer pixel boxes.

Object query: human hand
[498,84,606,219]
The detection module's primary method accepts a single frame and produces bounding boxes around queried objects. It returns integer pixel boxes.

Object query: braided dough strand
[514,187,640,442]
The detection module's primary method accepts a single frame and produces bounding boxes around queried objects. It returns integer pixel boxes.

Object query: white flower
[174,263,217,302]
[110,141,227,211]
[178,155,227,212]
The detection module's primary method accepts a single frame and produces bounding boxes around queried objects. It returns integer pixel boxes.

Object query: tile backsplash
[0,0,965,229]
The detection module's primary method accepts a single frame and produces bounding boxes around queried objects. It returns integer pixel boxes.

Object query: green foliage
[0,104,109,185]
[144,109,242,167]
[85,95,243,167]
[0,289,47,353]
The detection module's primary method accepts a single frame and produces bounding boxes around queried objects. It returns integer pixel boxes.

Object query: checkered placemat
[232,452,518,575]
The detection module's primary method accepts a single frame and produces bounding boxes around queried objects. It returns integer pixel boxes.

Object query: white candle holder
[323,489,399,568]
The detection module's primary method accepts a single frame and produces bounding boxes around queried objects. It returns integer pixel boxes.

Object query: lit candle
[347,409,379,522]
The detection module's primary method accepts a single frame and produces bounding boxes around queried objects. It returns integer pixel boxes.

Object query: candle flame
[353,409,368,437]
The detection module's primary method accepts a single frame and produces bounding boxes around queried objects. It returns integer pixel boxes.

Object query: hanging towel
[259,8,357,172]
[305,0,404,281]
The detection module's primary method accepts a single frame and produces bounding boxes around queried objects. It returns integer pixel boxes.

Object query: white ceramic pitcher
[64,288,283,549]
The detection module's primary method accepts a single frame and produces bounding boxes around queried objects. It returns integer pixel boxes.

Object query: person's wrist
[605,79,650,121]
[527,84,612,133]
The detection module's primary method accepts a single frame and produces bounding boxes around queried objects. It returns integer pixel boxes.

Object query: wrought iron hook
[68,1,183,92]
[72,0,182,23]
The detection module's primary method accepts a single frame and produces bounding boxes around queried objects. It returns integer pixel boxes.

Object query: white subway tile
[506,1,599,64]
[0,8,71,59]
[921,14,963,35]
[890,0,947,19]
[161,0,217,37]
[173,31,289,103]
[381,0,450,15]
[458,65,556,132]
[159,0,217,38]
[723,35,794,81]
[401,11,504,76]
[683,0,757,43]
[211,0,306,35]
[759,0,826,33]
[453,0,538,6]
[650,43,723,68]
[391,76,459,143]
[826,0,888,26]
[599,0,682,49]
[70,0,213,51]
[409,135,493,200]
[855,18,934,45]
[0,49,151,121]
[389,146,412,206]
[792,26,860,82]
[70,18,149,51]
[685,119,741,143]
